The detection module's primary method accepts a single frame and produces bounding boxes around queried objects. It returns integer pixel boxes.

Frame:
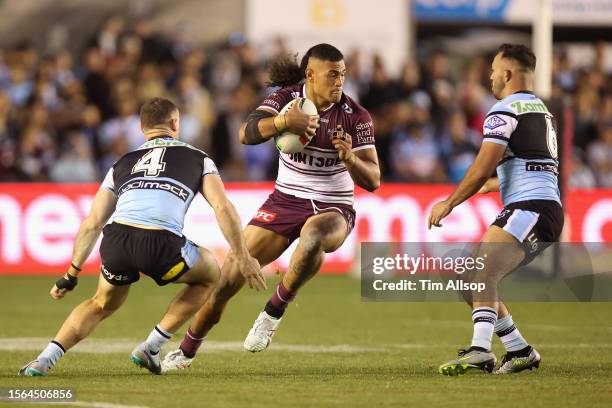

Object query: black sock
[264,300,285,319]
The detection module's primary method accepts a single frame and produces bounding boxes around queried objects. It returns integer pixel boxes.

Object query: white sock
[37,341,65,368]
[471,307,497,351]
[495,315,529,352]
[146,325,172,354]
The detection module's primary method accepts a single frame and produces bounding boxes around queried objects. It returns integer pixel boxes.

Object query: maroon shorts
[248,189,356,244]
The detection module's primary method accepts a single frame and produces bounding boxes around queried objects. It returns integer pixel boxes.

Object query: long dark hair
[267,43,344,87]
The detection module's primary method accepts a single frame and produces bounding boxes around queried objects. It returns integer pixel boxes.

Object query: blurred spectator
[439,110,480,183]
[0,16,608,188]
[569,149,597,189]
[174,73,215,149]
[18,103,56,180]
[587,122,612,188]
[390,93,446,183]
[98,97,140,171]
[50,131,98,182]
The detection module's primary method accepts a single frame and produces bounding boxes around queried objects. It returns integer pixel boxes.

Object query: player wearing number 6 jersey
[162,43,381,371]
[429,44,564,376]
[19,97,263,377]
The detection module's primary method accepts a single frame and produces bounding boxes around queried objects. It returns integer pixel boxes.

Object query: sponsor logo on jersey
[342,103,353,114]
[357,135,375,144]
[484,115,507,130]
[510,100,550,114]
[356,121,374,142]
[254,209,276,222]
[526,161,559,175]
[119,179,190,201]
[102,264,130,282]
[291,91,300,99]
[288,152,342,167]
[262,98,281,110]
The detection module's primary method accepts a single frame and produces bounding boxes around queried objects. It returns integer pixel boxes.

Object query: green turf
[1,275,611,408]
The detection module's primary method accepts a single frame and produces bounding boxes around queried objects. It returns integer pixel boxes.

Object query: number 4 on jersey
[132,148,167,176]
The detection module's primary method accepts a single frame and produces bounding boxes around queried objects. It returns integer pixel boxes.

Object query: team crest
[484,115,507,130]
[342,103,353,114]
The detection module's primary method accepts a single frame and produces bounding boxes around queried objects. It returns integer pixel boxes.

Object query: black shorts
[491,199,564,262]
[99,222,200,286]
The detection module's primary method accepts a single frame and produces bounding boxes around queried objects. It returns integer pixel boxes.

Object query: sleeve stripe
[483,134,509,141]
[482,138,508,146]
[351,145,375,152]
[257,106,279,115]
[101,185,117,195]
[485,110,517,119]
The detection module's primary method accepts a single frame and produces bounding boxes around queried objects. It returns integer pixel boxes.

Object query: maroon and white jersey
[258,83,376,205]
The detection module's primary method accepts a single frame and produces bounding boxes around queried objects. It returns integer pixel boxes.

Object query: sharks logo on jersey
[484,115,507,130]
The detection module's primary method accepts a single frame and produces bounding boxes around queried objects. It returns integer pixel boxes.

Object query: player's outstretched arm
[201,174,267,291]
[50,188,117,299]
[428,142,506,229]
[239,101,319,145]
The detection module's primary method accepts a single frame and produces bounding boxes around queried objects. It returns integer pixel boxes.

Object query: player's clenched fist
[331,125,355,164]
[50,272,78,299]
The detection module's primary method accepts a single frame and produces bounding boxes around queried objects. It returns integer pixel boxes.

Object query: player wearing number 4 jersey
[429,44,563,376]
[162,43,381,371]
[19,97,262,377]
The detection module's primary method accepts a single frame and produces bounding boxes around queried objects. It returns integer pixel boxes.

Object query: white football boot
[161,348,195,373]
[243,311,282,352]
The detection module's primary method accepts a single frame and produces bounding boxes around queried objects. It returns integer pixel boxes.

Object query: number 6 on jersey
[132,148,167,176]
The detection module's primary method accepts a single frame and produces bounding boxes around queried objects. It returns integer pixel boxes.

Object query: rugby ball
[274,98,318,153]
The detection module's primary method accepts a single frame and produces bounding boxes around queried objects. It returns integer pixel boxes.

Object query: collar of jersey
[513,90,534,95]
[148,135,174,141]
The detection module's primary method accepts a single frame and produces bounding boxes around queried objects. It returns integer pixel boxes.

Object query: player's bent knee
[298,230,324,255]
[90,294,122,316]
[217,268,246,298]
[185,247,220,285]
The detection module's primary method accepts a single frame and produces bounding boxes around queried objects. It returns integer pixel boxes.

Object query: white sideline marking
[1,338,611,353]
[0,338,386,353]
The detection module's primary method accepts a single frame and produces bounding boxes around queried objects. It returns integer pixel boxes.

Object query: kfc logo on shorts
[255,209,277,222]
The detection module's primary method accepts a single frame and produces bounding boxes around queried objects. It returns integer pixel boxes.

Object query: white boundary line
[1,338,611,354]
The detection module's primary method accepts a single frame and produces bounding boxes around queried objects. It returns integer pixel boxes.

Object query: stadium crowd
[0,16,610,188]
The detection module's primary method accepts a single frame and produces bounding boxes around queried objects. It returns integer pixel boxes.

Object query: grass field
[1,275,612,408]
